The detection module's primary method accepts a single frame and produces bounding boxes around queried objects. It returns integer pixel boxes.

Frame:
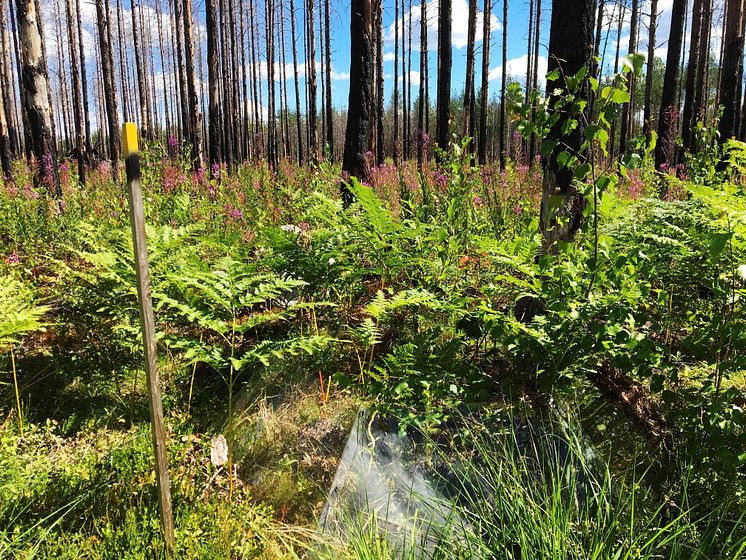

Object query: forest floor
[1,148,745,558]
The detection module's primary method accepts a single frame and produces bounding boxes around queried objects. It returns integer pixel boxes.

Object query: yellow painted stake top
[122,122,139,158]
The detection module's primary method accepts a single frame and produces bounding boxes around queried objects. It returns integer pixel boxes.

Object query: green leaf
[708,232,733,260]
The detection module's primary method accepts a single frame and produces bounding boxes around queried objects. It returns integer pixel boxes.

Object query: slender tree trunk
[529,0,541,161]
[526,0,534,107]
[307,0,318,161]
[436,0,452,154]
[206,0,222,166]
[280,0,291,160]
[683,0,705,150]
[323,0,333,159]
[249,0,260,151]
[375,0,384,164]
[463,0,477,143]
[718,0,745,142]
[393,0,399,162]
[693,0,712,125]
[155,0,172,135]
[172,0,189,138]
[0,62,11,176]
[593,0,605,79]
[16,0,59,193]
[499,0,508,167]
[183,0,203,168]
[610,0,627,158]
[290,0,304,163]
[342,0,373,203]
[96,0,120,180]
[478,0,490,165]
[229,0,240,163]
[130,0,150,137]
[238,0,249,159]
[0,0,19,159]
[53,0,70,152]
[267,0,278,168]
[406,0,412,159]
[541,0,594,245]
[423,0,429,134]
[417,0,426,165]
[115,0,129,122]
[644,0,659,136]
[65,0,85,182]
[619,0,639,154]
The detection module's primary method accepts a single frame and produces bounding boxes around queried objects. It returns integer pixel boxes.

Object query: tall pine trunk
[499,0,507,167]
[66,0,85,183]
[183,0,203,169]
[96,0,120,180]
[619,0,639,154]
[375,0,384,164]
[267,0,278,168]
[643,0,658,136]
[436,0,452,154]
[463,0,477,143]
[323,0,333,159]
[16,0,59,193]
[541,0,594,245]
[717,0,745,142]
[130,0,150,137]
[290,0,304,163]
[477,0,490,165]
[393,0,399,161]
[0,0,19,159]
[342,0,373,203]
[206,0,222,166]
[307,0,318,161]
[683,0,705,151]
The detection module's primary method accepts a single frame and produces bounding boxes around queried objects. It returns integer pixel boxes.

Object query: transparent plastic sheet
[319,409,598,559]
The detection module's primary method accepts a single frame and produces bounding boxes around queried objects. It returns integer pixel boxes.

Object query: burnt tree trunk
[290,0,304,163]
[15,0,59,194]
[307,0,319,161]
[1,0,19,159]
[477,0,490,165]
[683,0,705,151]
[342,0,373,204]
[95,0,120,181]
[644,0,659,137]
[619,0,639,154]
[130,0,150,137]
[206,0,222,166]
[375,0,384,164]
[717,0,744,142]
[463,0,477,143]
[323,0,333,159]
[436,0,452,154]
[540,0,595,246]
[183,0,203,169]
[66,0,85,183]
[499,0,507,168]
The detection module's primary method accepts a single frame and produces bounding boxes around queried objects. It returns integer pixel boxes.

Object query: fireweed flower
[5,251,19,264]
[211,163,221,180]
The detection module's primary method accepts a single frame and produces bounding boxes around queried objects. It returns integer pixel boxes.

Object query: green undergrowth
[0,129,744,556]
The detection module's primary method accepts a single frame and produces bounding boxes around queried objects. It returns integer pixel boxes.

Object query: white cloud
[488,54,547,89]
[384,0,500,54]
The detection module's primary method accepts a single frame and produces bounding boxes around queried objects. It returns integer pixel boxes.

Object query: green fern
[0,274,48,346]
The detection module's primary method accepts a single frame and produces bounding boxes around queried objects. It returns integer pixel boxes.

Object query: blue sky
[36,0,725,127]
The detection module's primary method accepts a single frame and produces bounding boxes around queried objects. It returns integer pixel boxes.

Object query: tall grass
[312,411,746,560]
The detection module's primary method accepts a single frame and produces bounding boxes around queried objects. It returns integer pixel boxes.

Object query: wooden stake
[122,122,176,555]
